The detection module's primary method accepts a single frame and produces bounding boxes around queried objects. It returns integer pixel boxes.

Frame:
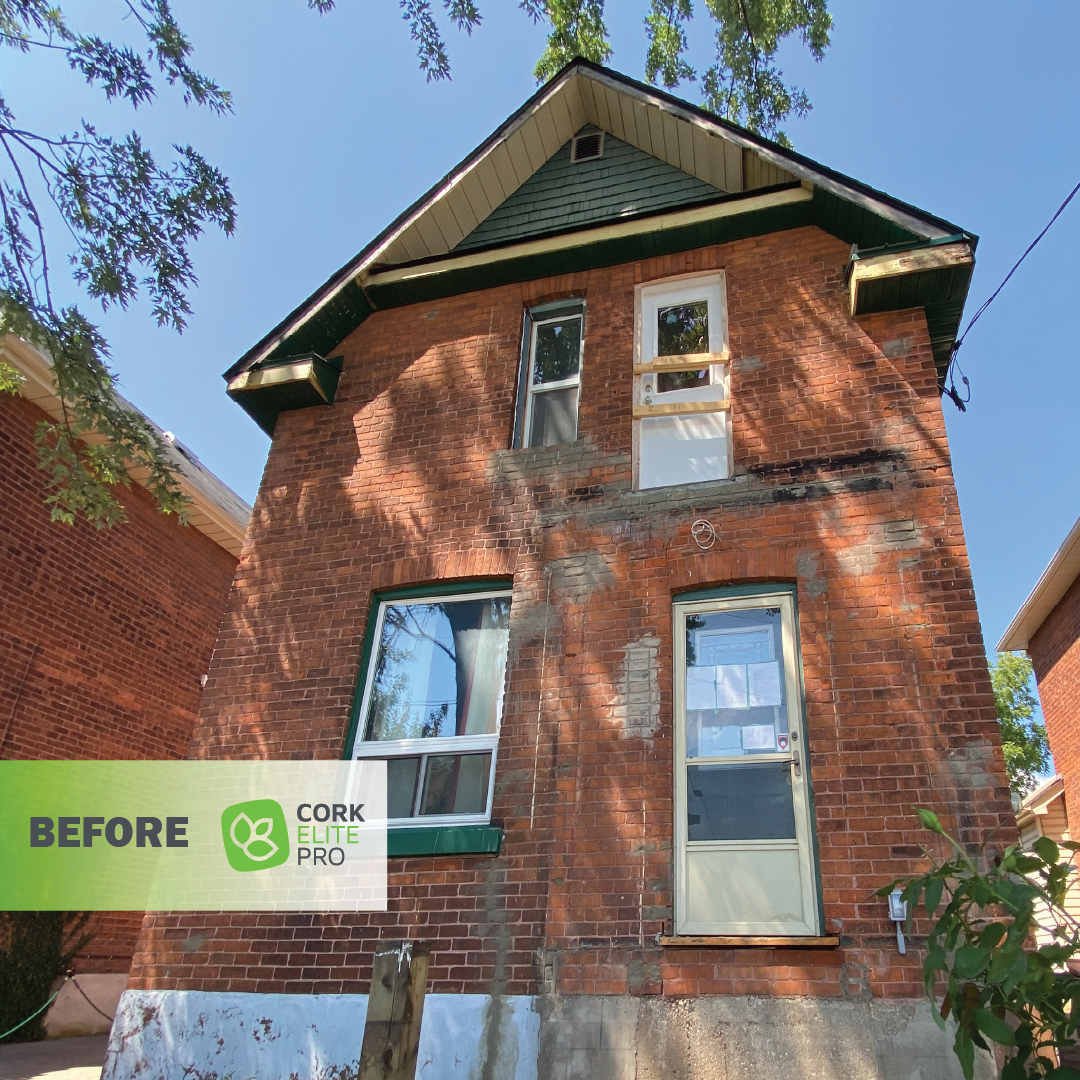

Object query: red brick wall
[1030,574,1080,818]
[0,391,239,972]
[131,225,1011,1001]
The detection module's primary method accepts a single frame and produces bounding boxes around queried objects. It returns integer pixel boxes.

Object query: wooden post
[357,940,431,1080]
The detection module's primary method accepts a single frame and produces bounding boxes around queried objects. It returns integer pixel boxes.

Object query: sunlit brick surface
[131,227,1012,1000]
[0,391,238,972]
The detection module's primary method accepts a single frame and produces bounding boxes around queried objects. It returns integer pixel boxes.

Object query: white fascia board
[2,334,251,556]
[998,515,1080,652]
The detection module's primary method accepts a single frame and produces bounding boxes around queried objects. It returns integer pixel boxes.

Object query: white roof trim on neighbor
[3,334,251,558]
[998,514,1080,652]
[1016,774,1065,830]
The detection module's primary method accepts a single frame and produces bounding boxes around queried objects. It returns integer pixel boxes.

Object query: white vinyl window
[634,273,730,489]
[352,589,512,827]
[518,301,584,448]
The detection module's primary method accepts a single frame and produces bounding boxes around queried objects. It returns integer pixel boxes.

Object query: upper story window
[351,588,512,826]
[514,300,585,448]
[633,274,730,490]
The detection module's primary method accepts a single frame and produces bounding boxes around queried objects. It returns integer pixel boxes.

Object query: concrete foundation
[103,991,994,1080]
[45,973,127,1037]
[103,990,540,1080]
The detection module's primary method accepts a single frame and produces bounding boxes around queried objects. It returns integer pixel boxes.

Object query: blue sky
[13,0,1080,654]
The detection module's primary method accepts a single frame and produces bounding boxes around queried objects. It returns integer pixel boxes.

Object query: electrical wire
[945,179,1080,411]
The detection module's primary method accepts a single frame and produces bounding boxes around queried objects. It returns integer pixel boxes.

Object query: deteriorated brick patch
[131,226,1012,1000]
[1030,573,1080,818]
[0,392,238,972]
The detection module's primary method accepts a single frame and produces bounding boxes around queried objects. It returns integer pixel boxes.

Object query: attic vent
[571,131,604,163]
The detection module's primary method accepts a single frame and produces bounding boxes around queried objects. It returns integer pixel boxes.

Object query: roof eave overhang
[998,515,1080,652]
[225,59,976,385]
[3,334,251,556]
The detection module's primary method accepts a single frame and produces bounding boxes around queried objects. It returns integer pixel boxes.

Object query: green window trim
[342,578,515,759]
[387,824,503,858]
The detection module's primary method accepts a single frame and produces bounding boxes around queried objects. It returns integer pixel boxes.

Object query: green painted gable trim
[456,128,725,252]
[254,184,961,398]
[387,824,503,858]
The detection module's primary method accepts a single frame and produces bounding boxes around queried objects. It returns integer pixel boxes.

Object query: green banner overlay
[0,761,387,911]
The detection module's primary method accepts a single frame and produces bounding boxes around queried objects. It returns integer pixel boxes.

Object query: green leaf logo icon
[221,799,290,872]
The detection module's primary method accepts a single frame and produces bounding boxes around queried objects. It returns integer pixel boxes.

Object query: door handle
[791,749,801,777]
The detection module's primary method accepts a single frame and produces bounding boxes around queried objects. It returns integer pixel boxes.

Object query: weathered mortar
[130,228,1012,1005]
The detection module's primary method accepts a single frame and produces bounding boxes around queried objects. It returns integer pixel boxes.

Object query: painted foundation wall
[104,990,540,1080]
[104,990,991,1080]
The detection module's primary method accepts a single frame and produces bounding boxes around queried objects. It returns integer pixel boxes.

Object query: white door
[673,592,820,936]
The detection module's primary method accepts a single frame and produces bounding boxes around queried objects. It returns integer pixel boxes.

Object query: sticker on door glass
[741,724,775,751]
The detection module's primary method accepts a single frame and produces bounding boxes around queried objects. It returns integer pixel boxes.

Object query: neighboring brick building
[999,515,1080,841]
[0,334,250,1030]
[110,62,1010,1080]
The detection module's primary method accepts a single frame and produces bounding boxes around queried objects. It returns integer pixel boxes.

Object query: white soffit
[2,335,251,558]
[374,70,786,269]
[998,515,1080,652]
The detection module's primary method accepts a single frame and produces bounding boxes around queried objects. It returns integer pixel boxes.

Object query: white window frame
[633,272,732,490]
[520,304,585,449]
[352,588,511,829]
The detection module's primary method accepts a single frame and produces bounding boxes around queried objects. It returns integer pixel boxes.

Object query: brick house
[1000,515,1080,856]
[110,61,1011,1079]
[0,333,250,1034]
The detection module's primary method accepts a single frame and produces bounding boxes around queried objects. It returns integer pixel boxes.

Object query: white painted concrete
[45,975,127,1038]
[103,990,540,1080]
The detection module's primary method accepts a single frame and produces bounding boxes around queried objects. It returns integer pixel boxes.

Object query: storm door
[673,592,819,936]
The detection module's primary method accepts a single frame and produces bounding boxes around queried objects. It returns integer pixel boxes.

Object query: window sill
[660,935,839,948]
[387,824,503,858]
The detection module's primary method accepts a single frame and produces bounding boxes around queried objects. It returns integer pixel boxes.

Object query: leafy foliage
[0,912,92,1043]
[312,0,831,146]
[2,0,832,527]
[991,652,1051,795]
[882,809,1080,1079]
[0,0,234,526]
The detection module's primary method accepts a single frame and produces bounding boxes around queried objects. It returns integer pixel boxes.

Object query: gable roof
[225,60,976,406]
[998,513,1080,653]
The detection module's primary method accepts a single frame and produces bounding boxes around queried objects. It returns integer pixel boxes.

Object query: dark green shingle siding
[455,129,725,251]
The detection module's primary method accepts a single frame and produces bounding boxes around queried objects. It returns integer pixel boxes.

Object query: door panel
[674,593,820,936]
[685,846,809,933]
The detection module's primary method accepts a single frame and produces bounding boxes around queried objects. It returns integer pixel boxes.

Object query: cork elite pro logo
[220,799,290,872]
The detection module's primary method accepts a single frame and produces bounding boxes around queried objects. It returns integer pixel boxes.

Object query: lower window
[673,588,820,935]
[351,588,512,826]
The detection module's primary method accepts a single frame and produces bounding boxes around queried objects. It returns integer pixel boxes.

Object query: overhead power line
[946,179,1080,412]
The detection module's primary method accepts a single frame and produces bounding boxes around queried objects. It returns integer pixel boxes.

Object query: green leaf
[925,876,944,917]
[973,1009,1016,1046]
[954,1027,975,1080]
[1012,855,1043,874]
[917,808,944,833]
[978,922,1007,949]
[954,946,991,980]
[1043,1069,1080,1080]
[1034,836,1060,865]
[987,947,1027,991]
